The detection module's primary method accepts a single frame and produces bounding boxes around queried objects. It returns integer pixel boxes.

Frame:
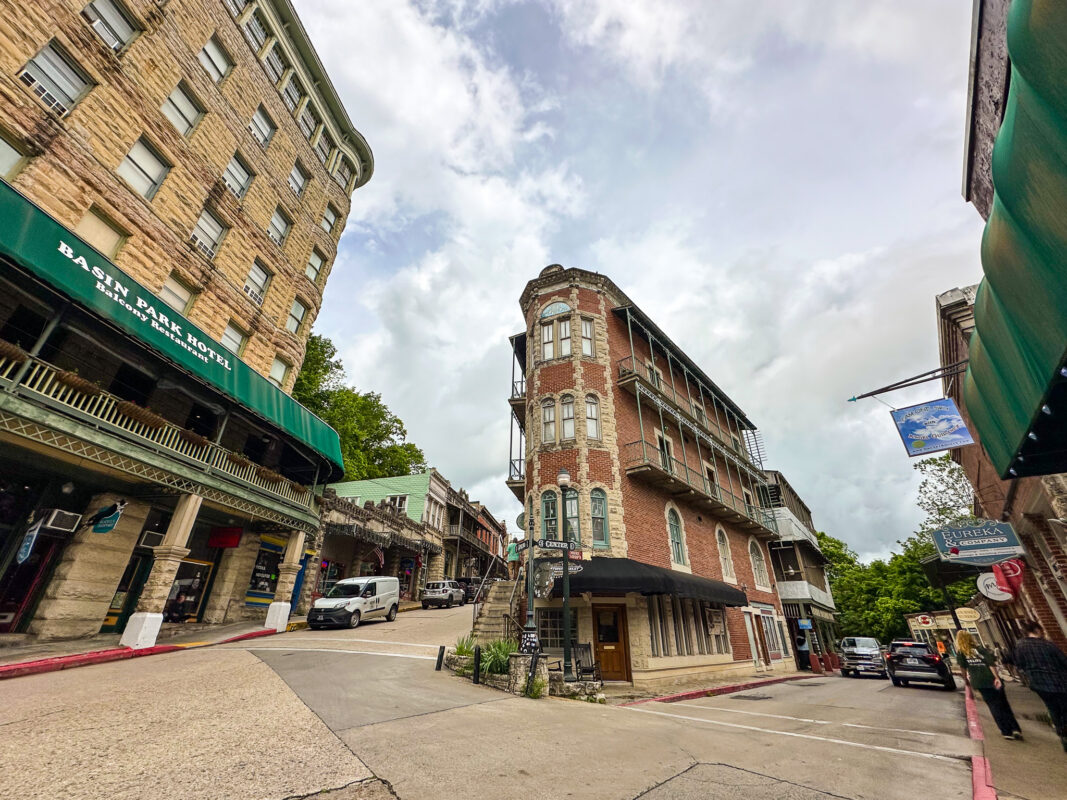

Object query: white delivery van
[307,576,400,629]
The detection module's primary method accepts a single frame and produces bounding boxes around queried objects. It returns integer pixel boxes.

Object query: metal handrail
[511,378,526,399]
[472,552,505,625]
[508,458,525,482]
[0,352,313,509]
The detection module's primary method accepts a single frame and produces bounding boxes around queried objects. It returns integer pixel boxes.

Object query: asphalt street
[0,605,978,800]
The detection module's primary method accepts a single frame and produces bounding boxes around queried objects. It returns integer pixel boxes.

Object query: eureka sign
[931,519,1024,566]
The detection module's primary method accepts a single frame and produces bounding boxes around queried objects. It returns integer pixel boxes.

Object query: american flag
[373,546,385,566]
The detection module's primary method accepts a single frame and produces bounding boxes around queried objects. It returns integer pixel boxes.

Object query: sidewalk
[606,669,819,705]
[971,680,1067,799]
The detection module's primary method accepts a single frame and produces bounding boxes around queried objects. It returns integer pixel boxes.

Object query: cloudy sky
[299,0,986,561]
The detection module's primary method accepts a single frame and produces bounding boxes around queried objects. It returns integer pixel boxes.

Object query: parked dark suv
[885,640,956,690]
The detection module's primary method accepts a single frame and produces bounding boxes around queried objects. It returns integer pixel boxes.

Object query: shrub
[480,638,518,675]
[524,677,547,699]
[454,635,475,657]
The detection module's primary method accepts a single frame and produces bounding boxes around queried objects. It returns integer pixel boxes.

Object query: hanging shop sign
[931,519,1024,566]
[207,527,243,548]
[992,558,1025,597]
[15,519,44,565]
[797,619,813,630]
[91,506,124,533]
[890,398,974,457]
[977,572,1013,602]
[0,182,343,472]
[955,607,981,623]
[915,614,935,628]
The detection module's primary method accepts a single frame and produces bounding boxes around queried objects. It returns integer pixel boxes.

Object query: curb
[0,626,285,681]
[620,673,820,706]
[965,685,998,800]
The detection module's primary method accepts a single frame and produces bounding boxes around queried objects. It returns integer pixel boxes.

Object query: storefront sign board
[931,519,1023,566]
[890,398,974,456]
[977,572,1013,601]
[91,506,124,533]
[15,519,43,565]
[797,619,813,630]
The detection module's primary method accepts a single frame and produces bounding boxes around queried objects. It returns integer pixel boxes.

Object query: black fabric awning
[551,557,747,606]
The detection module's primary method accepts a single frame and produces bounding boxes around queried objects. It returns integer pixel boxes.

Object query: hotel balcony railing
[511,378,526,399]
[0,352,314,510]
[616,355,754,463]
[508,458,525,483]
[621,439,778,534]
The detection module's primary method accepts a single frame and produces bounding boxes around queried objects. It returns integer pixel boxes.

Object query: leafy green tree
[293,334,426,481]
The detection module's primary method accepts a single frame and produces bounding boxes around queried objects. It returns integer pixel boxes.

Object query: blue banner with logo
[931,519,1023,566]
[890,398,974,457]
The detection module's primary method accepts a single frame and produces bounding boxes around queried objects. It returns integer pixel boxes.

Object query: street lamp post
[557,468,576,682]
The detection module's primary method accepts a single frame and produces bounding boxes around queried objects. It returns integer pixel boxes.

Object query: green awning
[964,0,1067,478]
[0,180,344,477]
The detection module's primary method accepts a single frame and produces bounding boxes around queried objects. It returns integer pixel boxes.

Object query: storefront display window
[244,533,286,608]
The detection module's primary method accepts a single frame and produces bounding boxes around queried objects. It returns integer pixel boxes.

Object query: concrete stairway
[472,580,518,643]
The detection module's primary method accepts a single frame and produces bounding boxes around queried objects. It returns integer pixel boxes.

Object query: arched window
[591,489,608,546]
[585,394,600,439]
[560,395,575,439]
[717,528,734,579]
[541,399,555,443]
[541,491,558,539]
[563,489,579,542]
[667,508,686,565]
[749,538,770,588]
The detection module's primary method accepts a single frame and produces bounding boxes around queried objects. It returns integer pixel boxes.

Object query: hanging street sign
[91,506,125,533]
[890,398,975,457]
[537,539,580,550]
[931,519,1024,566]
[514,540,531,553]
[977,572,1013,601]
[15,519,44,565]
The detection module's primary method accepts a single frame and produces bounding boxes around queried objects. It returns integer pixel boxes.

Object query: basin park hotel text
[507,265,839,691]
[0,0,375,647]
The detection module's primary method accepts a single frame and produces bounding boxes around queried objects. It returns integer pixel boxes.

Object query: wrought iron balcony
[508,376,527,423]
[621,440,778,535]
[506,458,525,502]
[0,352,314,510]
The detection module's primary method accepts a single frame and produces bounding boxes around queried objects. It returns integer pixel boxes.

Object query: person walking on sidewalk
[1013,620,1067,753]
[507,537,520,580]
[956,630,1023,741]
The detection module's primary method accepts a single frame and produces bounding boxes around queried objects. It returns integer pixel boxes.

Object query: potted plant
[227,451,254,468]
[0,339,29,364]
[178,428,211,448]
[255,466,285,483]
[115,400,168,430]
[289,481,309,495]
[53,369,103,396]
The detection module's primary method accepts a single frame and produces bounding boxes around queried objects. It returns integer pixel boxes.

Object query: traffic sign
[536,538,579,550]
[515,540,531,553]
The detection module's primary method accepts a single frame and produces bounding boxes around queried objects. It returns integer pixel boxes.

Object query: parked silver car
[421,580,465,608]
[839,636,888,678]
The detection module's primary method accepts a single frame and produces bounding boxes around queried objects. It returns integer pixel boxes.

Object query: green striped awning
[964,0,1067,478]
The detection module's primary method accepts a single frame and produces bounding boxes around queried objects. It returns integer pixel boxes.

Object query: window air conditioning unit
[138,529,165,549]
[190,234,216,260]
[40,509,82,533]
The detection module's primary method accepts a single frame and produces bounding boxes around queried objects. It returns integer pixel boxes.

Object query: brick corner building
[507,265,795,691]
[0,0,370,647]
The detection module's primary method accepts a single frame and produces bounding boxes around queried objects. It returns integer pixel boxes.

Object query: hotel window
[286,298,308,333]
[249,105,276,146]
[198,37,232,84]
[585,395,600,439]
[558,318,571,357]
[190,207,226,258]
[591,489,608,546]
[540,322,554,360]
[161,83,203,136]
[288,161,309,196]
[243,260,270,306]
[321,204,338,233]
[749,539,770,588]
[703,463,717,496]
[742,487,754,510]
[645,360,662,389]
[117,137,169,199]
[305,249,324,282]
[281,74,303,113]
[316,130,334,166]
[268,206,291,245]
[541,399,555,443]
[82,0,137,52]
[541,491,558,539]
[536,608,576,650]
[705,605,730,655]
[223,0,248,16]
[263,42,289,85]
[667,508,686,565]
[159,273,194,314]
[222,152,253,197]
[716,528,734,579]
[563,491,579,543]
[692,400,706,426]
[581,317,594,356]
[656,432,674,473]
[19,42,92,116]
[0,134,25,180]
[242,10,268,52]
[268,356,289,387]
[220,321,247,354]
[560,395,575,440]
[298,104,320,140]
[74,207,126,259]
[388,495,408,514]
[333,156,353,187]
[760,614,781,654]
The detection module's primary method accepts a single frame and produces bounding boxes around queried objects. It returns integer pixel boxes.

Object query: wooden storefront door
[593,604,630,681]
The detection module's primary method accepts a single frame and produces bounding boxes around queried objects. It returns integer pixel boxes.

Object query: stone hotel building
[507,265,794,690]
[0,0,370,646]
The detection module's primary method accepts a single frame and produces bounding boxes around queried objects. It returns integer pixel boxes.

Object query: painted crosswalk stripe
[671,702,940,736]
[625,706,959,762]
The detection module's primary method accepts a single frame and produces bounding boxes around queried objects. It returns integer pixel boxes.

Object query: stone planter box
[548,672,605,702]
